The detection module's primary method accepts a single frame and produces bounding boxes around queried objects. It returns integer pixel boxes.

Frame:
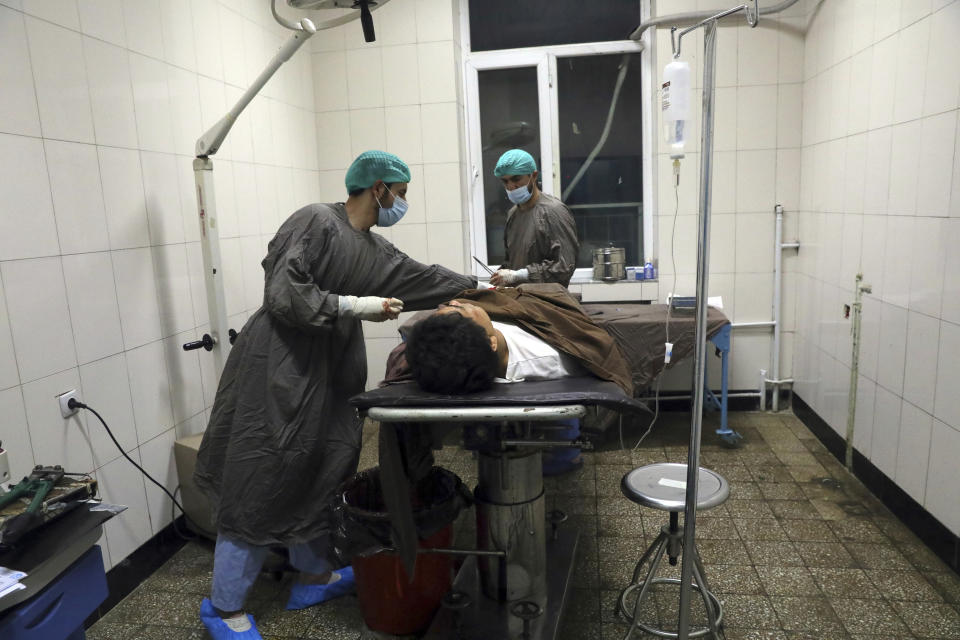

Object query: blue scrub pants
[211,533,333,612]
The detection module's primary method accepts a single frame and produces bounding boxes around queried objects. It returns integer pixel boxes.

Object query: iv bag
[662,60,691,152]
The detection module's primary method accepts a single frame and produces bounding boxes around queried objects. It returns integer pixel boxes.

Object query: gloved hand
[340,296,403,321]
[490,268,528,287]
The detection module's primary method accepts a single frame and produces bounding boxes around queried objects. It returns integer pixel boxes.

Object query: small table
[0,503,115,639]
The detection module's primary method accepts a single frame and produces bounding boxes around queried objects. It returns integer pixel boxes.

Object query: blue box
[0,545,107,640]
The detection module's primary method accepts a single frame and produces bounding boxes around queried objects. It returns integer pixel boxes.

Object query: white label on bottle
[659,478,686,489]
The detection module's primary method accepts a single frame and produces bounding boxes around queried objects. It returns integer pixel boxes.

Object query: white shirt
[492,320,584,383]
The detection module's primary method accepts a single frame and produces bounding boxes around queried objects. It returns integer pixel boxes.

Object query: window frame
[459,0,655,280]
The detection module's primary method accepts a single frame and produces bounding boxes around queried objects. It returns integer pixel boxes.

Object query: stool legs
[623,531,668,640]
[616,518,724,640]
[689,551,721,640]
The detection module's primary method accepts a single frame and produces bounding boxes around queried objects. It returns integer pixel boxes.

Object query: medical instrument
[189,0,393,376]
[592,245,626,281]
[0,466,64,521]
[472,256,495,275]
[0,466,98,547]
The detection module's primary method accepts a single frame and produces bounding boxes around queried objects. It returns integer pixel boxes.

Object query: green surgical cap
[345,150,411,193]
[494,149,537,177]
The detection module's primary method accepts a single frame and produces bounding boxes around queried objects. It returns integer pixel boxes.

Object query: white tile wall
[122,0,163,59]
[139,427,178,534]
[163,332,204,425]
[98,146,152,250]
[0,278,21,391]
[0,7,40,137]
[21,0,77,29]
[97,452,152,564]
[77,0,125,48]
[892,18,930,124]
[795,0,960,535]
[0,387,35,480]
[78,353,138,466]
[871,383,902,477]
[895,400,933,503]
[3,258,77,383]
[0,134,60,261]
[84,38,139,150]
[349,108,387,157]
[0,0,319,567]
[129,53,176,154]
[417,41,457,104]
[385,105,424,165]
[923,2,960,117]
[62,252,124,365]
[917,111,956,217]
[926,419,960,533]
[943,220,960,325]
[381,45,421,107]
[22,369,93,474]
[25,17,96,144]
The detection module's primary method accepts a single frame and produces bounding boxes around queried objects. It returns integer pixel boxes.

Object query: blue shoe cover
[200,597,263,640]
[285,566,356,610]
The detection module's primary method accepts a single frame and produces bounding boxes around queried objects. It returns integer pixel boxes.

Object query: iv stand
[671,3,758,638]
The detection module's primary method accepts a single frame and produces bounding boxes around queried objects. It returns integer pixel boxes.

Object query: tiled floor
[87,410,960,639]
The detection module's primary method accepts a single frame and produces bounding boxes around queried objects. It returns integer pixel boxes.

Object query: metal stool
[616,463,729,639]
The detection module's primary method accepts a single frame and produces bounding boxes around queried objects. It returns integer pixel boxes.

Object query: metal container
[593,246,626,281]
[474,451,546,601]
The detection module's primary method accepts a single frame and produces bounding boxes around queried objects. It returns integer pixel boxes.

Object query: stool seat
[621,463,728,512]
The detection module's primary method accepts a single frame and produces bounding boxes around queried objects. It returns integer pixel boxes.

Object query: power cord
[67,398,197,540]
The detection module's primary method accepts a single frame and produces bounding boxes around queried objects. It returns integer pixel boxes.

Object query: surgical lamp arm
[195,18,316,157]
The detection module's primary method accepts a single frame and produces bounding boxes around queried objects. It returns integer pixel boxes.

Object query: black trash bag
[333,466,472,561]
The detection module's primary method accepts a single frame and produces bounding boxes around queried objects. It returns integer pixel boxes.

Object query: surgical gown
[194,203,476,546]
[501,192,579,286]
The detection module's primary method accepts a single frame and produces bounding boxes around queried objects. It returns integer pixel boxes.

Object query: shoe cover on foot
[285,566,355,610]
[200,597,263,639]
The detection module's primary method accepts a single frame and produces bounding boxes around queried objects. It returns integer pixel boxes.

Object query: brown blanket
[381,284,634,394]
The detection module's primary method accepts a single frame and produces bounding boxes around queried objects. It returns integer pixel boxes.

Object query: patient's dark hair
[406,312,498,394]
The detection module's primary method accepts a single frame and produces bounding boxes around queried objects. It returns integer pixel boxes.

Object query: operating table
[351,377,651,640]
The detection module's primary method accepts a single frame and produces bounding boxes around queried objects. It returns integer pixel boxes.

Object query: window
[463,1,654,278]
[468,0,642,52]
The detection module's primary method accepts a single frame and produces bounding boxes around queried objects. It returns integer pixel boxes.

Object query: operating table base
[424,527,578,640]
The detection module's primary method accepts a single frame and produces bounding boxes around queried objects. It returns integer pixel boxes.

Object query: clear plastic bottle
[662,60,691,154]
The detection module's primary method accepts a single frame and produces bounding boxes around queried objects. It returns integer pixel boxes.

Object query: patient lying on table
[382,283,633,395]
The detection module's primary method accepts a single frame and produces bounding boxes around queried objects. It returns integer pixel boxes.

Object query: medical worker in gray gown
[489,149,579,288]
[194,151,476,640]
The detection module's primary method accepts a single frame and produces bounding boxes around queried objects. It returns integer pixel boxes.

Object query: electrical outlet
[57,389,78,418]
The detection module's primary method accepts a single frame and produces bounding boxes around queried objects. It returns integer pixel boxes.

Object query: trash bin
[542,419,582,476]
[334,466,470,636]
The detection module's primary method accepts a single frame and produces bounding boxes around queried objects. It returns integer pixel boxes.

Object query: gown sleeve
[367,237,478,311]
[525,201,579,286]
[262,215,341,332]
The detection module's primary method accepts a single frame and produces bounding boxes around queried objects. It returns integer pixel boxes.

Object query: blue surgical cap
[345,150,411,193]
[494,149,537,177]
